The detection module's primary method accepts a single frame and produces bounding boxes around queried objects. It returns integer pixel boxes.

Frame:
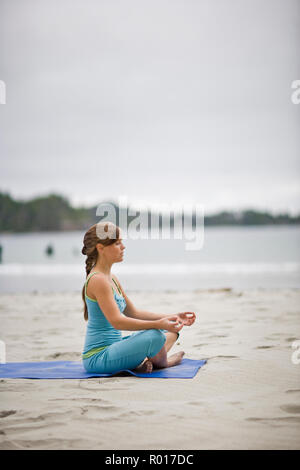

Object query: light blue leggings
[82,329,168,374]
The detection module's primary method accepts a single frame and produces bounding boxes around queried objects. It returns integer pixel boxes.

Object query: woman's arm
[126,306,167,321]
[89,274,181,333]
[114,276,196,324]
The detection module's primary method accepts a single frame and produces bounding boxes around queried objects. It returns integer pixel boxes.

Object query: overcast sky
[0,0,299,215]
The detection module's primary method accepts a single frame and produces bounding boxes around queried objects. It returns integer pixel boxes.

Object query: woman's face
[104,238,125,263]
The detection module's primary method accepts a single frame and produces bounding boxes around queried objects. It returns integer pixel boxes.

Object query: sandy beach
[0,288,300,450]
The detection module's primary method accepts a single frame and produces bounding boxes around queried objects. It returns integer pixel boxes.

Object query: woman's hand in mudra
[158,315,184,334]
[176,312,196,326]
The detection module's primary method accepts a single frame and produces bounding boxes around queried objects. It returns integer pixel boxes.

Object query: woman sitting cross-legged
[81,222,196,375]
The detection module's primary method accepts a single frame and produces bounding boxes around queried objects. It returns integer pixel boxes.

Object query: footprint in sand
[0,410,17,418]
[208,334,228,339]
[119,409,156,419]
[280,404,300,414]
[48,397,111,404]
[77,379,132,392]
[0,411,69,436]
[0,438,86,450]
[80,404,122,417]
[46,352,80,360]
[246,416,300,425]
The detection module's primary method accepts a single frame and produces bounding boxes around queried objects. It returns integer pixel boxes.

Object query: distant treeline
[0,191,299,233]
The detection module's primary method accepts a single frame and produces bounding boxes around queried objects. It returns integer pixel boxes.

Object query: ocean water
[0,225,299,293]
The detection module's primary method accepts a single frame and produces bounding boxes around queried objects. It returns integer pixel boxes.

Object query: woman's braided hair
[81,222,121,321]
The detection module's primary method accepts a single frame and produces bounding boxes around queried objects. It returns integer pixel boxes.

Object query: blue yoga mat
[0,358,207,379]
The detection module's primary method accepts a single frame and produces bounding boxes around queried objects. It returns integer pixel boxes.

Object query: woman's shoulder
[87,272,111,293]
[86,273,116,302]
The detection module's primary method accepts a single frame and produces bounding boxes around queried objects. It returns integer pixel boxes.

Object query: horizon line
[1,189,300,218]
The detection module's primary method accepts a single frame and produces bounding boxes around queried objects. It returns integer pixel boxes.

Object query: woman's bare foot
[134,358,153,373]
[151,351,185,369]
[166,351,185,368]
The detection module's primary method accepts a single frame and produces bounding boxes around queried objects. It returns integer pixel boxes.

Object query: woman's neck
[92,259,113,277]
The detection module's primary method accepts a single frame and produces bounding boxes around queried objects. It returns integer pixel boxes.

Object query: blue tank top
[82,271,127,358]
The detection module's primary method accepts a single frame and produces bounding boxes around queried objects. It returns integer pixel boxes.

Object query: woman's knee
[145,329,166,357]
